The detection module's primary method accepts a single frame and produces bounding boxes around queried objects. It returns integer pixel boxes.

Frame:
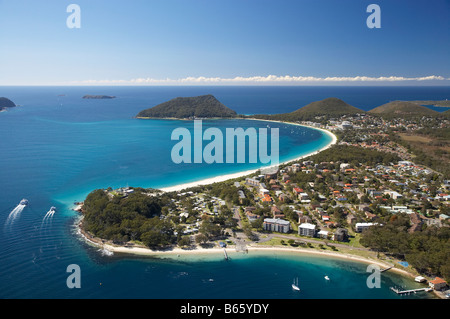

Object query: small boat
[20,199,28,206]
[324,276,330,281]
[292,278,300,291]
[415,276,426,283]
[99,248,113,256]
[50,206,57,212]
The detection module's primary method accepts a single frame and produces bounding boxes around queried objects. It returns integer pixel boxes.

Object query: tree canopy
[82,189,176,248]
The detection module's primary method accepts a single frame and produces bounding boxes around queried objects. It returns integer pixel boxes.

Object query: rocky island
[82,95,116,99]
[0,97,16,112]
[136,94,237,119]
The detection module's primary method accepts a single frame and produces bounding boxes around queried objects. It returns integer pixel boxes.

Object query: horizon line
[2,74,450,87]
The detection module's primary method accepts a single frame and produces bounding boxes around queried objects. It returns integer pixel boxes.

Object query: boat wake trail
[41,207,57,228]
[5,199,28,226]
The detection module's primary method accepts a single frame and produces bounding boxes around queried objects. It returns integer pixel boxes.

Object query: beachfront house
[333,228,348,242]
[355,222,375,233]
[246,211,260,222]
[317,230,329,239]
[429,277,448,291]
[245,177,260,188]
[271,206,284,219]
[260,188,270,197]
[238,190,246,204]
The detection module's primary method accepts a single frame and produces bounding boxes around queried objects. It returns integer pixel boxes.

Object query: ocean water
[1,86,447,299]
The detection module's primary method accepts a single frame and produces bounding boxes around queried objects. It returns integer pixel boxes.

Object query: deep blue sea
[1,86,448,299]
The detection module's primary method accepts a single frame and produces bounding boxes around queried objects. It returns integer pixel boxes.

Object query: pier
[380,266,393,273]
[223,248,228,260]
[390,287,432,295]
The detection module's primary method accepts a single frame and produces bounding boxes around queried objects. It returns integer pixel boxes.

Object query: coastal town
[78,111,450,299]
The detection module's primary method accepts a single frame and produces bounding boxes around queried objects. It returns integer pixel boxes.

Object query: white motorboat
[292,278,300,291]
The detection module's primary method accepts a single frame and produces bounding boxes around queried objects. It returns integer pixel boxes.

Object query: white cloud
[71,75,449,85]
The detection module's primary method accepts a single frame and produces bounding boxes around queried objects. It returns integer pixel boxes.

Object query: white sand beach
[160,119,337,192]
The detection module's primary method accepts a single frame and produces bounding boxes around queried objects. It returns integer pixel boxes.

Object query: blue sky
[0,0,449,85]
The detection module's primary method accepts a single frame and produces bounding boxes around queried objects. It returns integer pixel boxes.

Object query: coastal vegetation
[301,144,400,167]
[360,214,450,281]
[136,95,237,119]
[391,127,450,178]
[82,189,176,249]
[81,187,234,249]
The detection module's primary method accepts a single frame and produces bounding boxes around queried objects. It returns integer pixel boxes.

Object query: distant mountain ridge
[136,95,237,119]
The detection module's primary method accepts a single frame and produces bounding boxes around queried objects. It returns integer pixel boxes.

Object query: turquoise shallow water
[1,86,444,299]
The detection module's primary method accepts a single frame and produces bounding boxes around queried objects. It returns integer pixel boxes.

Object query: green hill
[253,97,364,121]
[136,95,237,119]
[368,101,439,117]
[0,97,16,111]
[289,97,363,117]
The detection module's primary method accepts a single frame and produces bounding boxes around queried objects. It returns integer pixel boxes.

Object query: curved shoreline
[159,118,337,192]
[74,116,442,298]
[79,225,442,298]
[78,222,416,280]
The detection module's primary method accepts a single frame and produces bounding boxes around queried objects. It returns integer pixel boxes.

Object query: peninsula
[409,100,450,108]
[79,95,450,298]
[368,101,439,117]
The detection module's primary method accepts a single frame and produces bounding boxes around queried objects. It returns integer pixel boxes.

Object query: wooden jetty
[390,287,432,295]
[380,266,393,273]
[223,248,228,260]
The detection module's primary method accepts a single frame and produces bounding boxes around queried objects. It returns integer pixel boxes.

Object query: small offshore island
[136,94,237,119]
[82,95,116,99]
[78,95,450,298]
[0,97,16,112]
